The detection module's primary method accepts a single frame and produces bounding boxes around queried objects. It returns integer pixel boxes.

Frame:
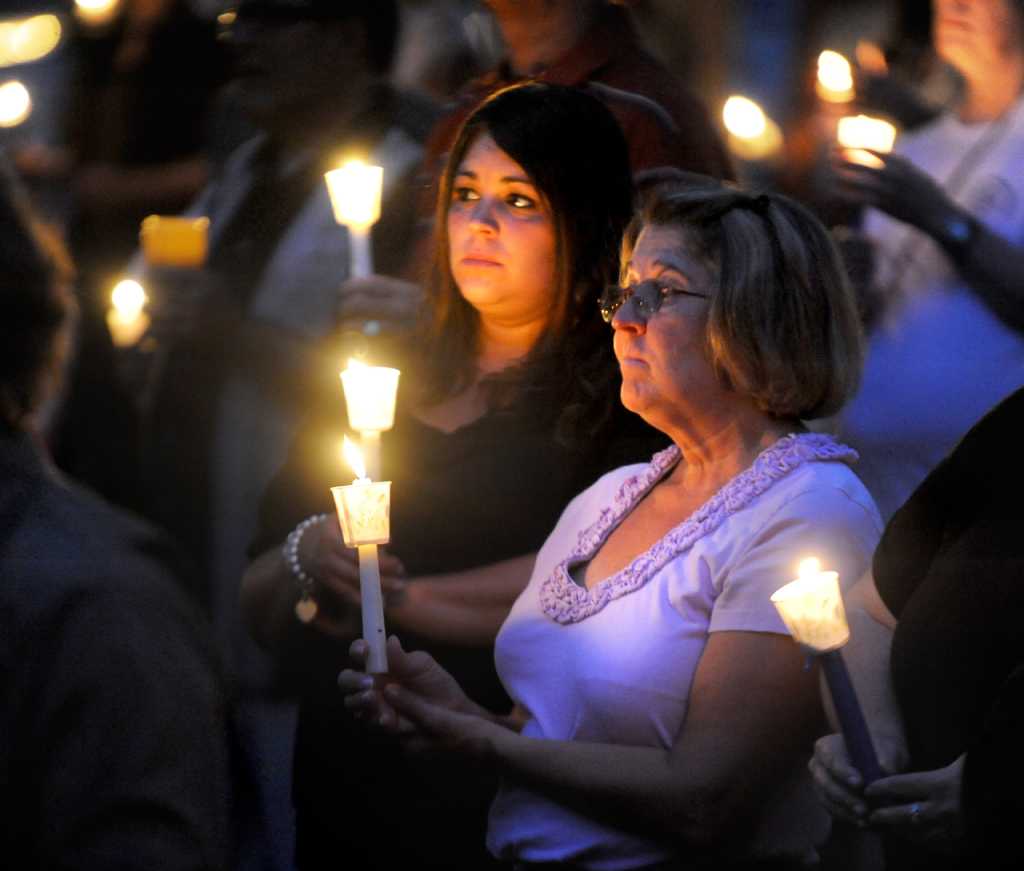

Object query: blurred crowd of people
[2,1,1023,870]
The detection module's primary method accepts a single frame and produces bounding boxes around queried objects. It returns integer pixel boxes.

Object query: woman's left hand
[864,753,967,855]
[382,681,506,761]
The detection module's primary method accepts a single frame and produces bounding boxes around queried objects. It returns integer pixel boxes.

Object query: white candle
[325,159,384,279]
[332,437,391,673]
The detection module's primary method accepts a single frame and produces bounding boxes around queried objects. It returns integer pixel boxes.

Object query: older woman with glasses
[341,183,883,870]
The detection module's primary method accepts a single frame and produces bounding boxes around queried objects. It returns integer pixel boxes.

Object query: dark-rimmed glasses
[599,279,710,324]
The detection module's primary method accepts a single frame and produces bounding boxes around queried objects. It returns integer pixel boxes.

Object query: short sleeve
[708,485,881,635]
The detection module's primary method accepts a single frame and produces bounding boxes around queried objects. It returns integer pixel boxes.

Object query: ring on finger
[910,802,921,824]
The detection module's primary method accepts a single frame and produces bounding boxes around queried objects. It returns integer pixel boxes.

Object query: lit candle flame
[817,50,855,102]
[346,357,367,371]
[798,557,822,579]
[111,279,147,319]
[75,0,121,27]
[0,80,31,127]
[342,435,369,481]
[723,95,766,139]
[722,96,783,161]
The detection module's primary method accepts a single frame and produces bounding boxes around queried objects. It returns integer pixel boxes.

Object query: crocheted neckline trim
[539,433,858,624]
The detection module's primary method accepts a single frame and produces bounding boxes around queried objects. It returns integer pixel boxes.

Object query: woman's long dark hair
[415,82,634,442]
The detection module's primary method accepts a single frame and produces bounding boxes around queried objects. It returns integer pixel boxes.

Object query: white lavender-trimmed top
[538,433,859,624]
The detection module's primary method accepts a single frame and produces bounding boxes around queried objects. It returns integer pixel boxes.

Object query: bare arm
[834,152,1024,332]
[387,553,535,646]
[387,630,823,850]
[240,515,533,652]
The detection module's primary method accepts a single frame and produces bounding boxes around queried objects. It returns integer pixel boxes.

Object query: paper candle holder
[340,364,400,432]
[331,481,391,547]
[140,215,210,267]
[770,570,850,652]
[325,161,383,229]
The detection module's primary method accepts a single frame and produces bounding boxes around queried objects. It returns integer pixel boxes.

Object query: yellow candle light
[837,114,897,169]
[106,278,151,348]
[332,437,391,673]
[0,80,31,128]
[816,50,855,103]
[324,159,384,279]
[0,15,62,68]
[74,0,121,28]
[722,95,784,161]
[340,357,400,480]
[770,557,849,652]
[139,215,210,268]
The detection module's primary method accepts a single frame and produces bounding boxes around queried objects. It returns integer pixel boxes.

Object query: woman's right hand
[338,636,476,736]
[809,732,908,826]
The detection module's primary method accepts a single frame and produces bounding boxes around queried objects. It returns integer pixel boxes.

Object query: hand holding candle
[772,558,883,784]
[325,159,384,279]
[332,437,391,673]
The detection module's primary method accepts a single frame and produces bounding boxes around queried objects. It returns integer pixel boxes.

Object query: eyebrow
[453,169,536,185]
[626,257,691,280]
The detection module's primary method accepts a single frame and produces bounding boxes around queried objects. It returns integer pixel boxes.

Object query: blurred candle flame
[722,95,783,160]
[798,557,822,579]
[0,80,31,127]
[816,50,855,102]
[723,95,766,139]
[111,279,147,319]
[0,15,62,68]
[342,435,369,482]
[75,0,121,28]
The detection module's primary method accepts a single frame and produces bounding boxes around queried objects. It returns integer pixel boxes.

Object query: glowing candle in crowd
[816,50,855,103]
[772,558,883,784]
[332,437,391,674]
[74,0,121,28]
[106,279,150,348]
[324,159,384,279]
[340,358,400,481]
[0,80,31,127]
[837,114,897,169]
[0,15,62,68]
[722,95,783,161]
[139,215,210,268]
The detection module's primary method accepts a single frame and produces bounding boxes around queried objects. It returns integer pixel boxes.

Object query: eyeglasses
[599,279,710,323]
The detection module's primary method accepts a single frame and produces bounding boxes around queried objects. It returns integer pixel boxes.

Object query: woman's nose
[611,295,647,334]
[468,198,499,233]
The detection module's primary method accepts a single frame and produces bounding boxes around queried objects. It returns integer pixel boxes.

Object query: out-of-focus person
[834,0,1024,522]
[333,0,735,339]
[0,158,231,870]
[132,2,431,867]
[338,182,882,870]
[810,384,1024,871]
[242,83,671,871]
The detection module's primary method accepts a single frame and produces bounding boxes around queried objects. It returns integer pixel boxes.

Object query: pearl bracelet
[283,513,329,624]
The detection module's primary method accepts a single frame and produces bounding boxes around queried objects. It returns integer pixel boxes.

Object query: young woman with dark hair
[241,82,665,870]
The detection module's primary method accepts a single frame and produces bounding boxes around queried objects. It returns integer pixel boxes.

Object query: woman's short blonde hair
[622,182,863,420]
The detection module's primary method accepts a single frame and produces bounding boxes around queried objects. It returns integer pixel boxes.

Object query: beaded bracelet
[283,513,329,624]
